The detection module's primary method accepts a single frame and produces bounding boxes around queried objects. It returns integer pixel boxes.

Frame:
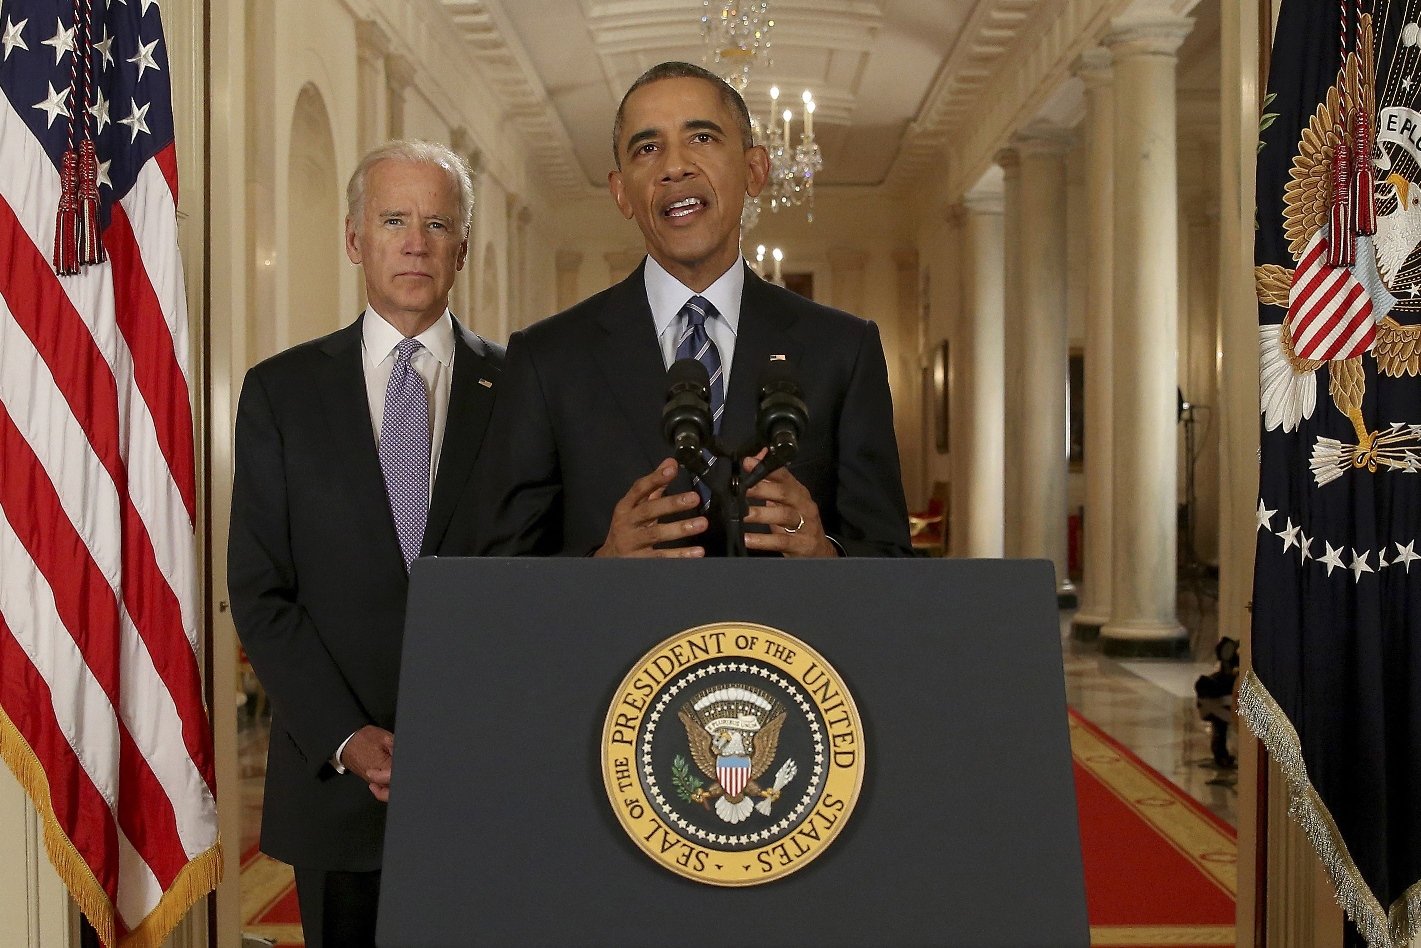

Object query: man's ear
[456,237,468,272]
[608,169,635,220]
[344,217,362,265]
[745,144,770,198]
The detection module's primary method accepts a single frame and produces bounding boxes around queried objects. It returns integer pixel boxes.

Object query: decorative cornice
[555,249,583,272]
[1013,122,1076,156]
[355,18,391,60]
[962,190,1005,216]
[1104,15,1194,59]
[385,54,417,94]
[1072,46,1112,86]
[438,0,592,196]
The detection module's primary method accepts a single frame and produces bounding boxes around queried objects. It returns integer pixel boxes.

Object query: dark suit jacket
[478,261,911,557]
[228,315,503,871]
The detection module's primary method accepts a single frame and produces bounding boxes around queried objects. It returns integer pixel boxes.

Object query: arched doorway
[284,84,341,345]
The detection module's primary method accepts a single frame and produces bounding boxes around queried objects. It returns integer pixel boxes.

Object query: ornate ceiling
[438,0,1048,195]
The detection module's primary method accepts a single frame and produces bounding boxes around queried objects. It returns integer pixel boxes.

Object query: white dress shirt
[646,254,744,384]
[361,306,456,501]
[334,306,455,772]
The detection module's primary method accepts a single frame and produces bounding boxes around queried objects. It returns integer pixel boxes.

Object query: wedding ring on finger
[784,512,806,534]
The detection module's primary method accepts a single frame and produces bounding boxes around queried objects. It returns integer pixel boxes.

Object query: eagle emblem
[674,685,798,824]
[1258,11,1421,485]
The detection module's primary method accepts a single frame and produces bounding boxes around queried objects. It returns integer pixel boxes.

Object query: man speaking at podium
[479,61,911,559]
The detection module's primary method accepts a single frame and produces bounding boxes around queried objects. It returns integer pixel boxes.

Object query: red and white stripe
[1288,226,1377,360]
[0,72,218,947]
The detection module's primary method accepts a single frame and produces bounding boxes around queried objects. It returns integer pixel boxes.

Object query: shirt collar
[362,307,455,369]
[644,254,744,337]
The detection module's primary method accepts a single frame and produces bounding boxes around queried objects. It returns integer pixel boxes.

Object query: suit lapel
[592,263,675,469]
[719,265,803,454]
[422,319,499,554]
[317,317,407,576]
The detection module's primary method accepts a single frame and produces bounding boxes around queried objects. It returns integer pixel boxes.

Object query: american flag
[0,0,221,945]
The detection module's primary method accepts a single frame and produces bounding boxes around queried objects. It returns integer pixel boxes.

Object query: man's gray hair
[346,139,475,235]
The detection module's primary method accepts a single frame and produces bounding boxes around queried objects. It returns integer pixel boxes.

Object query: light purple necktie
[380,338,430,570]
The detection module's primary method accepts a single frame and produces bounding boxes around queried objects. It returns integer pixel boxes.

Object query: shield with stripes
[1287,226,1377,361]
[717,755,751,799]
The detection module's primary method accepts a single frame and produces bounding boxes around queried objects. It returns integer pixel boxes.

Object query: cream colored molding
[891,0,1037,188]
[1013,121,1075,155]
[355,17,391,60]
[435,0,617,196]
[384,53,417,94]
[1072,45,1112,85]
[351,0,590,197]
[900,0,1148,198]
[555,249,583,272]
[1104,14,1193,58]
[962,189,1004,216]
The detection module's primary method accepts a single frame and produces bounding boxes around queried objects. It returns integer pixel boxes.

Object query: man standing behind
[479,62,911,558]
[228,140,503,945]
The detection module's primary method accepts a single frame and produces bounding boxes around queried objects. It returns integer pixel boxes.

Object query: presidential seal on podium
[601,622,865,885]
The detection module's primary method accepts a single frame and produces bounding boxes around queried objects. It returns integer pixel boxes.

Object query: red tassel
[1328,115,1355,267]
[53,149,80,275]
[1352,107,1376,235]
[77,139,105,266]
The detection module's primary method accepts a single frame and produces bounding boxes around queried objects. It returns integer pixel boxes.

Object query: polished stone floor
[1061,585,1238,829]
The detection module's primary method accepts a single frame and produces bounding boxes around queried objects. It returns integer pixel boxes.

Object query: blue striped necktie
[379,338,430,570]
[675,295,725,508]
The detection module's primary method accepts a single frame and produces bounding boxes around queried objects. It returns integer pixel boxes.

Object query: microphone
[662,358,713,473]
[756,360,808,466]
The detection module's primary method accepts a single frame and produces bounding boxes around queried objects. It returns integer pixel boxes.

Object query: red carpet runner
[1070,709,1237,946]
[241,711,1237,946]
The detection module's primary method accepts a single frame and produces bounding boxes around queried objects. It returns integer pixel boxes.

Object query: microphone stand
[715,446,786,559]
[723,452,748,558]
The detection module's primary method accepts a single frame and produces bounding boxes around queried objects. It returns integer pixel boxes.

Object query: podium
[378,558,1087,947]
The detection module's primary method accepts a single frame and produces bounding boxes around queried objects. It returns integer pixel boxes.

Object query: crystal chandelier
[700,1,774,94]
[742,85,822,230]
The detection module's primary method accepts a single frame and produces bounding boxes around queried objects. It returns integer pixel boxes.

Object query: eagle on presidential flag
[1246,2,1421,946]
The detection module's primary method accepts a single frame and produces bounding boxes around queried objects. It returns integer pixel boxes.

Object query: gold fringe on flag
[0,706,224,948]
[1238,671,1421,948]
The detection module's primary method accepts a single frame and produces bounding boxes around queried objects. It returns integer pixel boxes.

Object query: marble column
[385,53,416,140]
[355,19,391,154]
[827,247,868,315]
[1100,15,1193,657]
[951,194,1006,558]
[1013,125,1075,605]
[995,148,1024,558]
[892,248,924,506]
[555,250,583,311]
[1072,47,1115,640]
[1182,202,1220,568]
